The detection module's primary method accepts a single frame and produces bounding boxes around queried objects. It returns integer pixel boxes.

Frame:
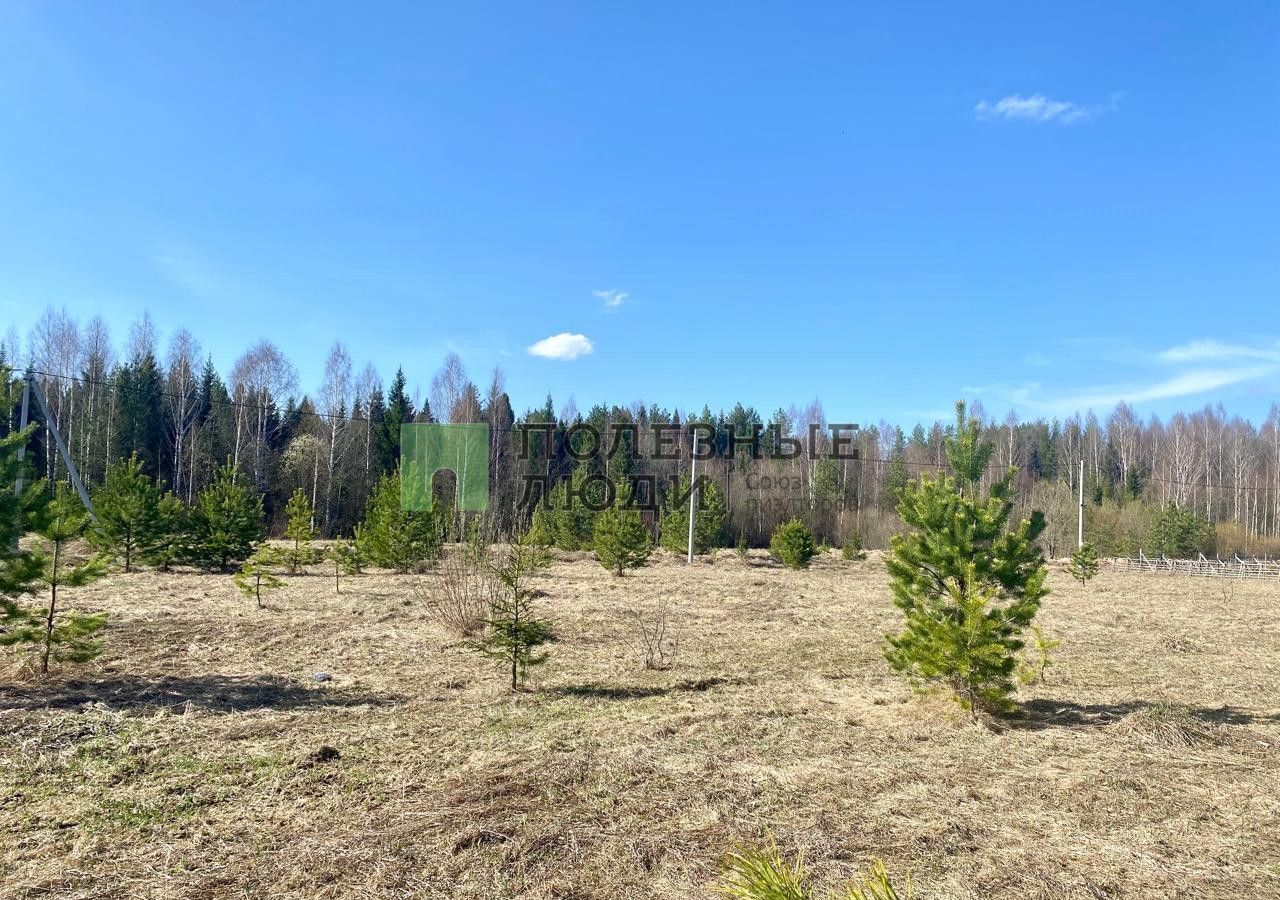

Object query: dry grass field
[2,550,1278,899]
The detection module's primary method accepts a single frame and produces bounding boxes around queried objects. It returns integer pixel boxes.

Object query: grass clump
[720,839,911,900]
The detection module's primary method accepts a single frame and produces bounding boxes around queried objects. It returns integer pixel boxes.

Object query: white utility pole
[1078,458,1085,548]
[687,426,698,563]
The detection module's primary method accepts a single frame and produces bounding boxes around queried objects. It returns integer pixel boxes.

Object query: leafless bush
[624,600,678,670]
[420,539,499,636]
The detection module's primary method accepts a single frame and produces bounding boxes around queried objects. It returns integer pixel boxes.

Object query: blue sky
[1,1,1277,426]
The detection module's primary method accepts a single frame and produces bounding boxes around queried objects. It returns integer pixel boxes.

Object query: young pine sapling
[593,503,651,576]
[2,487,109,675]
[283,488,315,574]
[234,545,284,609]
[1068,542,1099,586]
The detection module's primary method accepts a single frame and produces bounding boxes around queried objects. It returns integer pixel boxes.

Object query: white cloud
[979,366,1276,416]
[975,93,1096,124]
[1157,339,1280,364]
[528,332,594,361]
[593,289,628,310]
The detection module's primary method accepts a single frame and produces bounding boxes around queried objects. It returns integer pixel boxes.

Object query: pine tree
[1148,504,1214,558]
[186,461,263,571]
[234,545,283,609]
[91,453,160,572]
[842,532,866,561]
[659,473,727,554]
[1,487,109,674]
[282,487,315,574]
[143,492,187,571]
[770,518,816,569]
[529,468,598,550]
[361,469,438,572]
[1068,542,1099,585]
[593,503,651,576]
[469,532,554,690]
[1,424,49,632]
[326,539,361,593]
[349,523,369,573]
[1018,625,1061,685]
[884,402,1049,718]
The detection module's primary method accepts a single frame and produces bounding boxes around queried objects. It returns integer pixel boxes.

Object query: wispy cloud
[593,289,628,310]
[153,251,272,306]
[528,332,594,361]
[1007,366,1275,414]
[1157,339,1280,364]
[970,337,1280,416]
[975,93,1102,124]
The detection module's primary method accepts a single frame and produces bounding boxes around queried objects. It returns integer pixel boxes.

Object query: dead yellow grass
[2,550,1279,899]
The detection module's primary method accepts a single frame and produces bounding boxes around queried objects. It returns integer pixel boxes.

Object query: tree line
[5,307,1280,557]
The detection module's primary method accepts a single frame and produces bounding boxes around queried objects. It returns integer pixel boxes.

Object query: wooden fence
[1109,551,1280,578]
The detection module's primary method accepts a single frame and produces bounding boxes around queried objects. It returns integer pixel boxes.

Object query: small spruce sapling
[234,545,284,608]
[1068,542,1099,586]
[469,532,554,690]
[282,488,315,574]
[1,487,109,674]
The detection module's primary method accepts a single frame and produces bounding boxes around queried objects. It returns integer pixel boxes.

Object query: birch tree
[165,329,202,499]
[318,342,352,533]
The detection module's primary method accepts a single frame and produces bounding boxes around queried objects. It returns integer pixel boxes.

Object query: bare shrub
[421,534,498,637]
[624,600,679,670]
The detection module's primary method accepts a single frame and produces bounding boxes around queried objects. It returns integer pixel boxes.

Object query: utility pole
[19,374,97,524]
[13,376,30,498]
[687,425,698,564]
[1078,458,1085,548]
[10,378,31,552]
